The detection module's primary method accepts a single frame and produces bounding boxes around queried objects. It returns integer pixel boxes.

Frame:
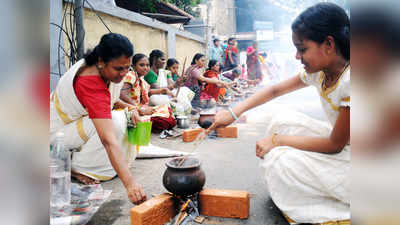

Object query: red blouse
[202,70,220,100]
[73,75,111,119]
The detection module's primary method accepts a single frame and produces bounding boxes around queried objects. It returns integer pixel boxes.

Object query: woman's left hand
[130,109,140,128]
[255,136,274,159]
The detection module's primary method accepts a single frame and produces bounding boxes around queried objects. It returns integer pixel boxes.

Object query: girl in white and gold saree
[210,3,350,224]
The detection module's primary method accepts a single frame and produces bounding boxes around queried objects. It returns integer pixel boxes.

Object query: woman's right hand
[164,88,175,98]
[139,105,154,116]
[217,81,228,88]
[208,109,236,131]
[126,181,147,205]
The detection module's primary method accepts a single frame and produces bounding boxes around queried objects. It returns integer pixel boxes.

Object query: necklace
[322,62,349,91]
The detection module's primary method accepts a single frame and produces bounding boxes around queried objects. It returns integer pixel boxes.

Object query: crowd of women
[50,2,350,224]
[49,33,251,203]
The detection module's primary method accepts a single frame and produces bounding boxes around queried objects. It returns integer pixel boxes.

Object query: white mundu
[261,67,350,224]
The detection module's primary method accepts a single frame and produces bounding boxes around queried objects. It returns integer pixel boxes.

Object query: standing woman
[184,53,226,109]
[246,41,263,82]
[144,50,174,106]
[224,37,239,71]
[210,3,350,224]
[50,33,146,204]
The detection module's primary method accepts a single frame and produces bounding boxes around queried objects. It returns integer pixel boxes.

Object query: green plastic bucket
[127,121,152,146]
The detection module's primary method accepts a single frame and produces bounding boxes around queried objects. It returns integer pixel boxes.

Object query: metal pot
[162,157,206,196]
[176,116,190,129]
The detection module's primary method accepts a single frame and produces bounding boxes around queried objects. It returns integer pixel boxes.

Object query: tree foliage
[166,0,204,17]
[132,0,203,16]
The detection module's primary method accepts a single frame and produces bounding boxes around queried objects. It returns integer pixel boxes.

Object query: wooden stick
[175,56,187,98]
[177,129,208,167]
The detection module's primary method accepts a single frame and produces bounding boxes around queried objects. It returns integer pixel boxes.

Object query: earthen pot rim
[166,157,201,170]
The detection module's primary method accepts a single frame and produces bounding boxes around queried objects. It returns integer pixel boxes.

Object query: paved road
[88,81,325,225]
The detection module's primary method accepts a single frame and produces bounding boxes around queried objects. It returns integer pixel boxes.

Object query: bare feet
[71,171,100,185]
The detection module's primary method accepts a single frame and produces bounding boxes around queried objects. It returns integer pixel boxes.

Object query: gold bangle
[272,133,279,147]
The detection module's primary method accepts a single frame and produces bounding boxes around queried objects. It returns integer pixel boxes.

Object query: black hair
[191,53,205,65]
[166,58,179,70]
[291,2,349,60]
[84,33,133,66]
[228,37,235,44]
[132,53,148,66]
[232,68,241,76]
[208,59,219,70]
[149,49,165,67]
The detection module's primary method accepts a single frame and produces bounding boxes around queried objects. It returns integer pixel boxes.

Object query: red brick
[130,193,176,225]
[216,126,238,138]
[199,189,249,219]
[182,128,204,142]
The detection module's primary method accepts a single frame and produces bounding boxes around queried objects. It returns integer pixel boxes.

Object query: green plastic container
[127,121,152,146]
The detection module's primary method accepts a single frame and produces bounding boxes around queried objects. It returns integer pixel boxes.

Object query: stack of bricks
[131,189,250,225]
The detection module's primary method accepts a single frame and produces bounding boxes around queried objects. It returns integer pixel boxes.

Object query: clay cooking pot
[162,157,206,196]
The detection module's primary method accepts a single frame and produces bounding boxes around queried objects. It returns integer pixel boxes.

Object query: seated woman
[120,54,176,133]
[50,33,146,204]
[201,60,230,104]
[165,58,195,115]
[165,58,180,83]
[219,67,242,97]
[184,53,227,109]
[210,3,350,224]
[144,50,175,106]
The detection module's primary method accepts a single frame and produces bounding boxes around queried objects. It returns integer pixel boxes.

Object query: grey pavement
[88,81,325,225]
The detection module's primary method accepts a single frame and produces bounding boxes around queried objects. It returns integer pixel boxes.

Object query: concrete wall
[55,1,206,86]
[82,8,169,57]
[175,35,205,70]
[209,0,236,39]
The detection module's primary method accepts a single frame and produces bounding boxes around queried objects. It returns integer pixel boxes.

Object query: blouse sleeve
[74,77,111,119]
[123,71,137,86]
[144,70,158,85]
[299,70,313,86]
[339,73,351,107]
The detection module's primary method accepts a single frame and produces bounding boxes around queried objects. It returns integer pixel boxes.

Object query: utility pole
[74,0,85,59]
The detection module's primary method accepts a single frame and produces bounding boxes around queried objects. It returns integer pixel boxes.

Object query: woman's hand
[208,109,236,131]
[168,84,175,90]
[164,88,175,98]
[126,181,147,205]
[139,105,154,116]
[217,81,228,88]
[255,136,275,159]
[130,109,140,128]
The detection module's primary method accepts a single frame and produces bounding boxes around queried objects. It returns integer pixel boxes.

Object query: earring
[97,64,103,70]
